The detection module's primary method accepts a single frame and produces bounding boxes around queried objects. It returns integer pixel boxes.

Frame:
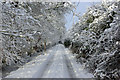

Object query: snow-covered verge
[1,1,73,77]
[65,1,120,79]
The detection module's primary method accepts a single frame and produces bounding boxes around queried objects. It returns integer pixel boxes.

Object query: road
[5,44,93,78]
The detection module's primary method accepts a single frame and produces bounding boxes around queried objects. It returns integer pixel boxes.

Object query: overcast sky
[65,2,101,30]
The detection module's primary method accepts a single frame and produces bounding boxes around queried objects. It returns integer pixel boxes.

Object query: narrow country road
[5,44,93,78]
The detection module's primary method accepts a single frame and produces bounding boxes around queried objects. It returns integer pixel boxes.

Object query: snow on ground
[5,44,93,78]
[0,72,1,80]
[64,48,93,78]
[5,45,58,78]
[42,45,70,78]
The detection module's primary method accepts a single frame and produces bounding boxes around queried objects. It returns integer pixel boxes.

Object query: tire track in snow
[60,44,76,78]
[42,44,73,78]
[63,51,77,78]
[42,44,70,78]
[5,44,93,78]
[31,46,58,78]
[40,46,59,78]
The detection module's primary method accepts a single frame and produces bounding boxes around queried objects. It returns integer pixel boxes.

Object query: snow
[42,46,70,78]
[2,2,71,67]
[0,73,1,80]
[5,44,93,78]
[5,46,56,78]
[64,48,93,78]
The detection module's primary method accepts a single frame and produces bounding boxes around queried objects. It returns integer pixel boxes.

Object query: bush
[64,38,71,48]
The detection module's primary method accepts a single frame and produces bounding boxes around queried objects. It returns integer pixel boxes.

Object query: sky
[65,2,101,30]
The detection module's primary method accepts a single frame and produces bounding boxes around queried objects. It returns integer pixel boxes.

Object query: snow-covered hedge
[66,1,120,79]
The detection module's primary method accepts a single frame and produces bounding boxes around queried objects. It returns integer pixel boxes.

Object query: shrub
[64,38,71,48]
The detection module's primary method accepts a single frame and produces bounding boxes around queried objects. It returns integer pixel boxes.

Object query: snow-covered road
[5,44,93,78]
